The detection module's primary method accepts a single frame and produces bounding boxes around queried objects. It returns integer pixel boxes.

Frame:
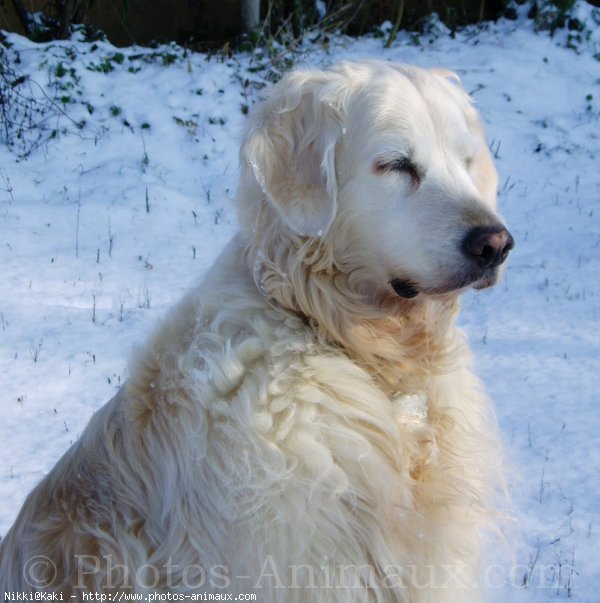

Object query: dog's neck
[334,294,460,398]
[246,230,460,398]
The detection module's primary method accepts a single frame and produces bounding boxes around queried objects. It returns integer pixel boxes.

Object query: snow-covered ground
[1,3,599,599]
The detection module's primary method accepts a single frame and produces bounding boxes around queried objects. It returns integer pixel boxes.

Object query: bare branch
[385,0,405,48]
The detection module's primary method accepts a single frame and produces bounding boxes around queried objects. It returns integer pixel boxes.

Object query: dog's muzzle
[389,225,514,298]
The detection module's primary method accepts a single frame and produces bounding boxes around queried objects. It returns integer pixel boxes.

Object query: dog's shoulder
[123,236,317,420]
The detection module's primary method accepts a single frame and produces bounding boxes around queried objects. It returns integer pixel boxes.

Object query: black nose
[462,225,514,268]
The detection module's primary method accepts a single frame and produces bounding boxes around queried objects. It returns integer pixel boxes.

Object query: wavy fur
[0,60,510,602]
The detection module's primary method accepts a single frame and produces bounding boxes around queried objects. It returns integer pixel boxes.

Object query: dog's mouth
[471,270,500,290]
[390,267,500,299]
[388,224,513,299]
[390,278,420,299]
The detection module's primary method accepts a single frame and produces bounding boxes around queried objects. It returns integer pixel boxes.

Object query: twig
[385,0,406,48]
[75,192,81,257]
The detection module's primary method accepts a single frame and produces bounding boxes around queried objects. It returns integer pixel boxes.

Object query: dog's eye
[376,157,421,186]
[464,156,474,170]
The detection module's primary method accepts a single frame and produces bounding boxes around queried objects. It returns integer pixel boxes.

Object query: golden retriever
[0,60,513,602]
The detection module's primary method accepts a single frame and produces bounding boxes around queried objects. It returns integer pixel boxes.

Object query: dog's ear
[428,67,462,87]
[428,67,480,124]
[242,71,344,237]
[429,67,499,207]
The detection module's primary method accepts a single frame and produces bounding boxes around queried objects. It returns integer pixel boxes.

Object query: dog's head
[239,60,513,301]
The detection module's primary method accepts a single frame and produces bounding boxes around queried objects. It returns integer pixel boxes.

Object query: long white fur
[0,60,509,602]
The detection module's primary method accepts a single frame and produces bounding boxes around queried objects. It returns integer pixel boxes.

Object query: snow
[1,3,599,599]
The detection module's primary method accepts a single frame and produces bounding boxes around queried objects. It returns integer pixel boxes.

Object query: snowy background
[1,2,599,599]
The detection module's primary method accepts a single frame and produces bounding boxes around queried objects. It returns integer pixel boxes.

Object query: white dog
[0,60,513,602]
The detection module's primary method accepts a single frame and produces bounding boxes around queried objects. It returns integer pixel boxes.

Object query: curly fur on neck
[243,198,461,398]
